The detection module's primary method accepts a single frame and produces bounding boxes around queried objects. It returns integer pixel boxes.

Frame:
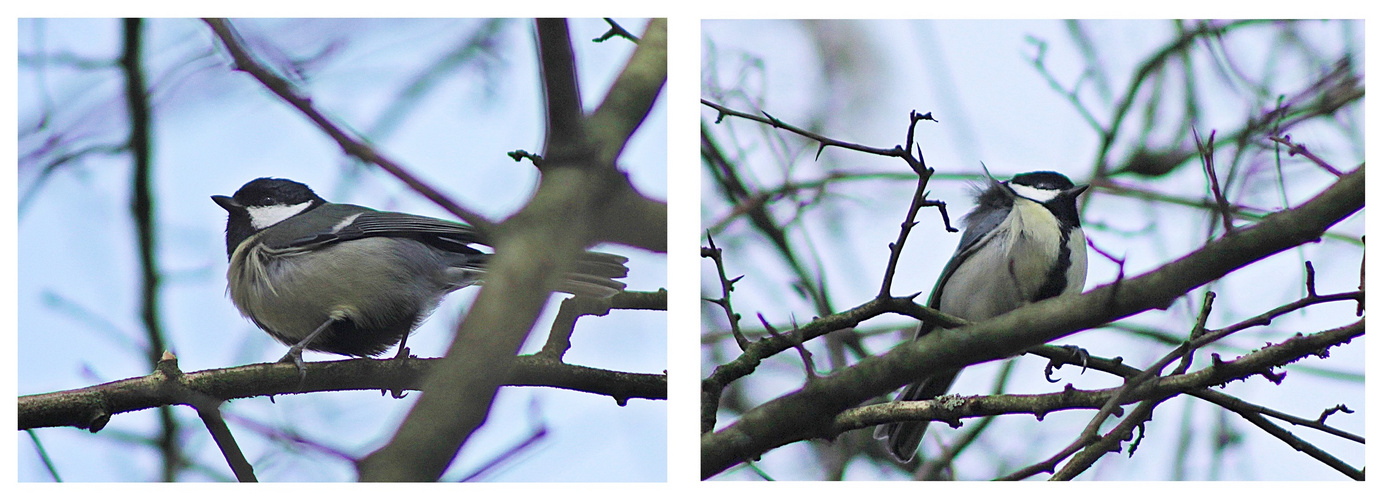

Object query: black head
[1007,171,1076,192]
[214,177,324,211]
[212,178,327,259]
[1003,171,1087,227]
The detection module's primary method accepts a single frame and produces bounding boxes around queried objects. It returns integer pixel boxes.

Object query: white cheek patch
[247,201,313,230]
[1008,183,1061,203]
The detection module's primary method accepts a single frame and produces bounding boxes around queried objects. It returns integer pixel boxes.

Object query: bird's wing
[915,199,1011,336]
[277,205,487,255]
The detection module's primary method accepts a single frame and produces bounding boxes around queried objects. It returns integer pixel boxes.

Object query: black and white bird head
[937,169,1090,326]
[211,177,328,259]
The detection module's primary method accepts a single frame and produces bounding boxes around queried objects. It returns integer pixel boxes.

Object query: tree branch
[201,18,495,233]
[20,355,665,431]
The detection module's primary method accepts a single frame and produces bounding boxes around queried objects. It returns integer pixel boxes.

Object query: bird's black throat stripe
[1034,221,1075,301]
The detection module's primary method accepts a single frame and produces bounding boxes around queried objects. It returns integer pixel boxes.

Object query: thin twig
[1177,291,1215,374]
[1270,135,1345,176]
[703,98,913,158]
[196,404,257,482]
[593,18,639,43]
[1358,236,1365,316]
[1198,392,1362,444]
[1232,408,1363,480]
[760,313,817,380]
[201,18,494,233]
[878,111,952,299]
[1092,20,1271,175]
[1001,284,1363,480]
[1049,396,1169,480]
[1194,127,1235,235]
[153,353,257,482]
[703,233,749,350]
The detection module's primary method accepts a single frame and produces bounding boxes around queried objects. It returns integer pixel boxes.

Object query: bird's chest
[999,201,1064,294]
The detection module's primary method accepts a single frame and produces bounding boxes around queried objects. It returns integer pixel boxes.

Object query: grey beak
[211,195,241,212]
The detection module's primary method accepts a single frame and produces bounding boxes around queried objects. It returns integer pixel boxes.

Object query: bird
[212,177,628,375]
[875,170,1088,462]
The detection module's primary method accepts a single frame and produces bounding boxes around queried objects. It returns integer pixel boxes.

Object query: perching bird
[876,170,1088,462]
[213,177,628,374]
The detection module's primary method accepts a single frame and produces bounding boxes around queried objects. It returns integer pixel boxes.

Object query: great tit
[213,177,628,373]
[875,170,1088,462]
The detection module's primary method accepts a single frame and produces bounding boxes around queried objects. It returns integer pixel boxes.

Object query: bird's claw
[1043,345,1090,383]
[278,347,309,388]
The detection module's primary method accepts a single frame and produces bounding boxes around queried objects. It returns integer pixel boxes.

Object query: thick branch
[357,19,658,481]
[535,18,586,160]
[20,355,665,431]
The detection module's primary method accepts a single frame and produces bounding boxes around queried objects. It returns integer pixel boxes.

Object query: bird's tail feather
[875,369,960,462]
[558,252,629,298]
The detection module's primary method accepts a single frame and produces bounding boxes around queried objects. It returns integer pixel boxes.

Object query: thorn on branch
[704,232,749,350]
[760,313,817,380]
[760,110,785,128]
[155,351,183,380]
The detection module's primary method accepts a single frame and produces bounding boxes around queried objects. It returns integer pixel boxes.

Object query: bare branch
[201,18,495,232]
[20,355,665,431]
